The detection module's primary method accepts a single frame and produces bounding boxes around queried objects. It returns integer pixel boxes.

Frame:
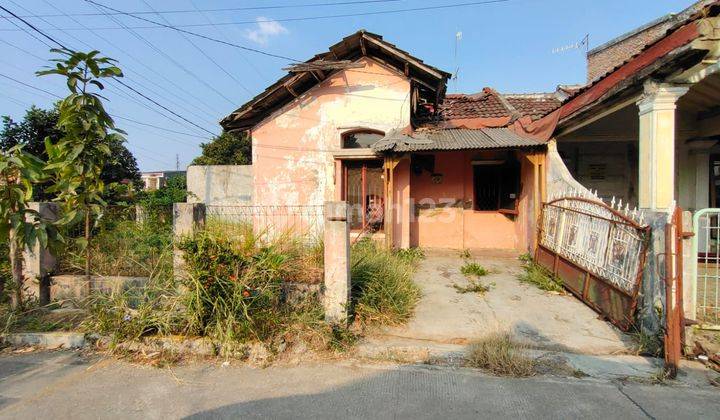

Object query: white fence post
[323,201,350,325]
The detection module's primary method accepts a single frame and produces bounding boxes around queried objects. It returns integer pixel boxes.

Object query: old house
[220,31,556,252]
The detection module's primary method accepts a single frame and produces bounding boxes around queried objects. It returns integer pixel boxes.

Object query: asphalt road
[0,350,718,419]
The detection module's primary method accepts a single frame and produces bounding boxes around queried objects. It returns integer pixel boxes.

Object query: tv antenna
[552,34,589,54]
[453,31,462,92]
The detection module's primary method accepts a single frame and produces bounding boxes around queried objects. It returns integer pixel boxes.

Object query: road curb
[1,332,87,349]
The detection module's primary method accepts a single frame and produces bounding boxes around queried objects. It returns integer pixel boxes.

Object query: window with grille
[472,158,520,214]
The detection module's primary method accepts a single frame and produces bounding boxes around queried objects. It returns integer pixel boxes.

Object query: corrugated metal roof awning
[372,128,544,153]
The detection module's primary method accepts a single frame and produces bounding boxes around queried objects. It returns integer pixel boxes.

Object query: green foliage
[350,239,421,325]
[82,224,331,356]
[39,49,125,226]
[0,105,141,202]
[0,144,60,307]
[394,247,425,265]
[192,131,251,166]
[460,261,489,277]
[57,214,172,277]
[38,49,125,275]
[137,175,188,207]
[517,254,564,293]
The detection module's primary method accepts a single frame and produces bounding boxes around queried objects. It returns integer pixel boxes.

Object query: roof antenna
[551,33,589,54]
[453,31,462,93]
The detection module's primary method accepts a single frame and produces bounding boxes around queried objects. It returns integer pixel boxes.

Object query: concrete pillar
[22,202,60,305]
[323,201,350,325]
[173,202,205,281]
[636,81,689,212]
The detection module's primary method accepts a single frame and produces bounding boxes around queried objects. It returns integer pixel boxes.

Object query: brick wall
[586,20,674,83]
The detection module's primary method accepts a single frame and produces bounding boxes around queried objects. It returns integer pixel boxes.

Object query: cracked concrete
[370,249,635,355]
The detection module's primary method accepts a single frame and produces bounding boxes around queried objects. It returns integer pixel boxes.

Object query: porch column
[636,81,689,212]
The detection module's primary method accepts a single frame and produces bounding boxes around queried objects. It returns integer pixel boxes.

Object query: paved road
[0,351,718,419]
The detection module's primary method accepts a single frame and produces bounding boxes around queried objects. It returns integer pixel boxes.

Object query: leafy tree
[1,105,141,201]
[192,131,251,165]
[138,175,188,207]
[38,48,125,277]
[0,145,59,308]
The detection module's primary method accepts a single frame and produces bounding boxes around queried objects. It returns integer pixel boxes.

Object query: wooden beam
[359,37,367,56]
[404,62,410,76]
[284,83,298,98]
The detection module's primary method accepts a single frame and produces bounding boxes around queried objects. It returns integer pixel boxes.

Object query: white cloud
[244,17,289,45]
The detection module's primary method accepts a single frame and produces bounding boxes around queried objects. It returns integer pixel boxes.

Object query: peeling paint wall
[251,57,411,207]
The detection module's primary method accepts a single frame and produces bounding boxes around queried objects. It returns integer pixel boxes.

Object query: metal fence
[692,208,720,326]
[537,191,650,330]
[205,205,325,241]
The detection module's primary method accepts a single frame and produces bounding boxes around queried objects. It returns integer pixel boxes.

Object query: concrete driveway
[373,249,634,355]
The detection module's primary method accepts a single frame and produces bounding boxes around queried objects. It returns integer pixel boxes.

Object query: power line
[84,2,237,107]
[0,24,219,135]
[2,0,407,17]
[84,0,302,62]
[0,4,220,137]
[4,0,511,33]
[38,0,224,121]
[188,0,265,82]
[138,0,253,96]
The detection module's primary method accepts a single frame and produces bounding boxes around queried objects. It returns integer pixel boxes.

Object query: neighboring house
[140,170,186,191]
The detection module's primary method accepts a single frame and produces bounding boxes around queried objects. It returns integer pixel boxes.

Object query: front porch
[343,129,547,252]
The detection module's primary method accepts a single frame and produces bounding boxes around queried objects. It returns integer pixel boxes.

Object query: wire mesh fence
[693,209,720,325]
[205,205,325,242]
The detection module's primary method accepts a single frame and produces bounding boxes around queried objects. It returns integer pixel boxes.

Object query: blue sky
[0,0,691,171]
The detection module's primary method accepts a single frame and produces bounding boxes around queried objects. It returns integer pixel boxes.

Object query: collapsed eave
[220,30,451,132]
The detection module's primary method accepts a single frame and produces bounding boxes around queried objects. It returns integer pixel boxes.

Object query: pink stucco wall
[250,57,411,207]
[402,150,536,251]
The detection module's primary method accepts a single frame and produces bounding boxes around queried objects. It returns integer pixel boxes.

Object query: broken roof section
[417,87,565,129]
[221,30,452,132]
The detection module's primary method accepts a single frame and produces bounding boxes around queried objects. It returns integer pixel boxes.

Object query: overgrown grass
[351,240,422,326]
[466,331,536,377]
[461,261,488,277]
[81,221,338,356]
[517,254,564,293]
[453,279,494,295]
[58,212,173,277]
[630,327,663,357]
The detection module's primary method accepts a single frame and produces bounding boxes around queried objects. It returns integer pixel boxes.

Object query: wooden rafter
[283,60,364,72]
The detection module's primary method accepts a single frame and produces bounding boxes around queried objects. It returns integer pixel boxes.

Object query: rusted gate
[536,195,650,331]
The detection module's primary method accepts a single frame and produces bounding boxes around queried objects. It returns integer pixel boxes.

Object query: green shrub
[461,261,488,277]
[351,239,421,325]
[517,255,564,293]
[81,222,331,355]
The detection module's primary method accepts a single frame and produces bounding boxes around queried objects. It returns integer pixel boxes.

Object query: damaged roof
[221,30,451,132]
[372,128,544,153]
[418,88,564,127]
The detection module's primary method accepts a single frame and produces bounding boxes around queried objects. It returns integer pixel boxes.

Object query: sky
[0,0,693,172]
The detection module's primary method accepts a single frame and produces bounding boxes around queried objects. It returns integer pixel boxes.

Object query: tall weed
[351,240,421,325]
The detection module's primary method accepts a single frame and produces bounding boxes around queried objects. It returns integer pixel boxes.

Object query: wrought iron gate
[536,194,650,331]
[692,208,720,327]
